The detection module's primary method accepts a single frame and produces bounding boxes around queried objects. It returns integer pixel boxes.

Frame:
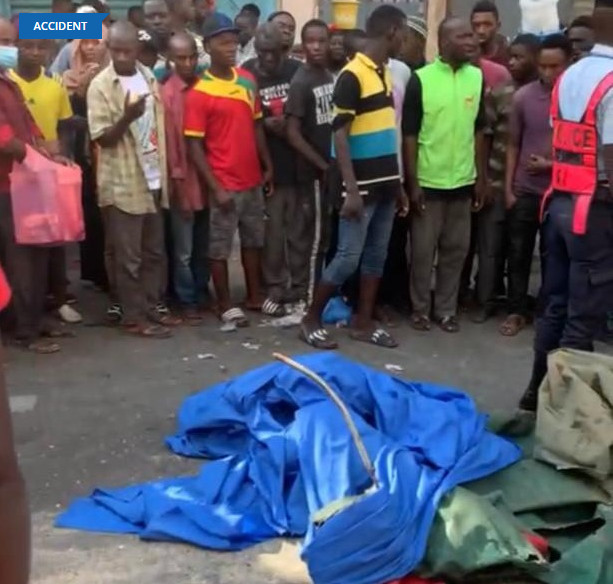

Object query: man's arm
[88,83,144,148]
[255,120,273,189]
[331,71,362,218]
[600,91,613,196]
[0,105,27,161]
[0,342,30,584]
[505,92,523,208]
[285,79,329,175]
[401,75,424,211]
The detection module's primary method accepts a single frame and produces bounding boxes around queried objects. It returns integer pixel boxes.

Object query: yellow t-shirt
[9,67,73,141]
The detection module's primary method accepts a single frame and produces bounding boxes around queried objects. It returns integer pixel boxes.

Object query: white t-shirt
[388,58,411,178]
[118,71,161,191]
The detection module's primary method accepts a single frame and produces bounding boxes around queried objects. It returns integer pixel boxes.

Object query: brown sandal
[499,314,527,337]
[410,313,431,331]
[17,339,61,354]
[437,315,460,333]
[122,323,172,339]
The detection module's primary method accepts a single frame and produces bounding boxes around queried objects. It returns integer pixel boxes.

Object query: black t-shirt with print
[284,64,334,184]
[243,57,301,186]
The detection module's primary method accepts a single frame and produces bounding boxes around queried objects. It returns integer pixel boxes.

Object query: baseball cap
[201,12,239,40]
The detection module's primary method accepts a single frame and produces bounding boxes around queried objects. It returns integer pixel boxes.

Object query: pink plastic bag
[10,146,84,245]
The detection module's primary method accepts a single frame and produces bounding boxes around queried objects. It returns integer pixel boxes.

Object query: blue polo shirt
[557,44,613,180]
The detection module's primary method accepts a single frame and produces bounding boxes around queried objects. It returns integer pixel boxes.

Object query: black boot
[519,351,548,412]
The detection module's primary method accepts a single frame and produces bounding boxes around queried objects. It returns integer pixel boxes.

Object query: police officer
[519,0,613,412]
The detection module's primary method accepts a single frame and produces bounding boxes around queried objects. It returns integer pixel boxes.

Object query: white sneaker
[58,303,83,324]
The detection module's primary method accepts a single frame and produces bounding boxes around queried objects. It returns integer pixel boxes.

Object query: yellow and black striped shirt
[331,52,400,188]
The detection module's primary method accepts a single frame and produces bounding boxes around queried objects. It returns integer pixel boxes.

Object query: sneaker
[106,303,123,324]
[58,303,83,324]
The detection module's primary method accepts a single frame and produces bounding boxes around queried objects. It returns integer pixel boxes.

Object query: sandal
[410,313,431,331]
[221,307,250,328]
[299,322,337,350]
[374,305,397,328]
[17,339,61,354]
[122,322,172,339]
[41,328,75,339]
[350,327,398,348]
[262,298,286,317]
[437,315,460,333]
[499,314,527,337]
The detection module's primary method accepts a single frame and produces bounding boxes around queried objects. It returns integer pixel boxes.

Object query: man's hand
[123,91,147,124]
[214,187,233,212]
[396,187,409,217]
[505,188,517,210]
[409,183,426,215]
[527,154,552,175]
[340,188,363,220]
[263,116,286,137]
[473,176,491,212]
[262,167,274,197]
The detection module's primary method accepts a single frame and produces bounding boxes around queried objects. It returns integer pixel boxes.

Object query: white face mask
[0,45,18,70]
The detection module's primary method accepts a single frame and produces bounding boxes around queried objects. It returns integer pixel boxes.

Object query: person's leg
[459,211,478,306]
[410,198,444,327]
[0,196,56,352]
[106,206,146,325]
[377,214,410,312]
[170,208,198,309]
[238,188,265,310]
[191,208,211,308]
[434,196,472,329]
[48,246,82,324]
[209,195,241,320]
[561,199,613,351]
[47,247,67,307]
[522,196,570,410]
[262,184,288,307]
[302,203,372,347]
[287,181,316,304]
[473,195,505,321]
[504,195,540,334]
[353,193,397,347]
[142,207,178,327]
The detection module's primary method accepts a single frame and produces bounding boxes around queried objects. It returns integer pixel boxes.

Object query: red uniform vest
[541,71,613,235]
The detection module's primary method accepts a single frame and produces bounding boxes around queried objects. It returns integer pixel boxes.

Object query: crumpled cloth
[536,349,613,494]
[57,353,520,584]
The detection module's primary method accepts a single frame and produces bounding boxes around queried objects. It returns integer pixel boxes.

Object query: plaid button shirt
[87,62,168,214]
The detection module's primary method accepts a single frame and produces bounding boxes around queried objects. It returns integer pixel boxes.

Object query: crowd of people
[0,1,612,580]
[0,0,611,385]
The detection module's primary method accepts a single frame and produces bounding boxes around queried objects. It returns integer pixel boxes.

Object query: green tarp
[419,350,613,584]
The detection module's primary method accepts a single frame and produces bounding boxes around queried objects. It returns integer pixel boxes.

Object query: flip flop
[349,328,398,348]
[436,316,460,333]
[299,322,337,350]
[262,298,286,317]
[410,314,431,331]
[221,307,250,328]
[17,339,61,354]
[122,323,173,339]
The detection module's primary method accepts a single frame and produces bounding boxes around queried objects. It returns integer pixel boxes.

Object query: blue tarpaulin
[57,353,521,584]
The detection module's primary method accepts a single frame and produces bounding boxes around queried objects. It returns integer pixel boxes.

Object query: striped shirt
[332,52,400,189]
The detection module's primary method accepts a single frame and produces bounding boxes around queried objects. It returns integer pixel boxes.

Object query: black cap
[201,12,239,40]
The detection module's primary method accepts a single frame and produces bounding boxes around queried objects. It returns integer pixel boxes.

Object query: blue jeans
[170,209,210,307]
[323,195,396,287]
